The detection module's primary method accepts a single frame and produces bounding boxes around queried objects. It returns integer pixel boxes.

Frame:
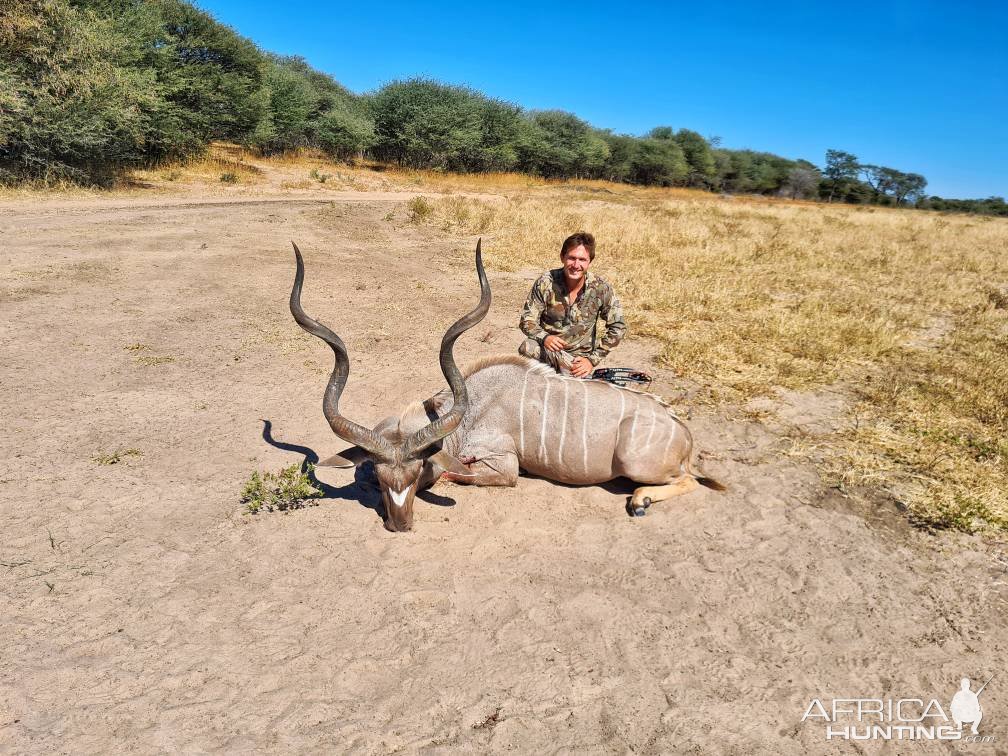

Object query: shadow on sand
[259,420,458,521]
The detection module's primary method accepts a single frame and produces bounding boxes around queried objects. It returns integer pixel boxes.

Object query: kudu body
[290,241,721,531]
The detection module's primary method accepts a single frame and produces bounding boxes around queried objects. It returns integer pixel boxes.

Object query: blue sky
[194,0,1006,198]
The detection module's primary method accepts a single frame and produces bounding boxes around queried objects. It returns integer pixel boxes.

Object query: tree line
[1,0,1003,215]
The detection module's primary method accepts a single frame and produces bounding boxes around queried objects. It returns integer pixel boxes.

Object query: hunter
[518,231,627,378]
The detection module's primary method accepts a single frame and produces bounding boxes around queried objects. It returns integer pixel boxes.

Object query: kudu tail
[683,454,727,492]
[695,476,727,492]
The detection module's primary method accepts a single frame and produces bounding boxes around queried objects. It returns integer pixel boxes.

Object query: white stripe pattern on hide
[557,380,569,464]
[644,402,657,448]
[614,388,626,446]
[518,367,531,456]
[662,415,675,460]
[538,379,552,465]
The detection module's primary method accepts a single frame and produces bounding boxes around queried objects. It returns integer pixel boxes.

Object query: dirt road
[2,194,1005,753]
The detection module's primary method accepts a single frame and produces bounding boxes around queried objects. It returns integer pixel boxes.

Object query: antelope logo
[289,240,723,532]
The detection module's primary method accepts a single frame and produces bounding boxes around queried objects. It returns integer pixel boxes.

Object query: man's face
[562,244,592,284]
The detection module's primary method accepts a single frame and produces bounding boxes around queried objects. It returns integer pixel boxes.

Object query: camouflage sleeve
[519,275,550,342]
[587,284,627,366]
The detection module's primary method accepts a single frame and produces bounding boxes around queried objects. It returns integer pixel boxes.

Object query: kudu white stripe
[613,387,626,446]
[580,381,589,474]
[518,367,532,456]
[644,402,657,447]
[662,412,676,459]
[538,379,552,465]
[557,380,570,464]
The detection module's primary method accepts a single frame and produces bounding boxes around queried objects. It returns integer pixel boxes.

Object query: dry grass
[139,144,264,186]
[126,143,401,194]
[409,187,1008,534]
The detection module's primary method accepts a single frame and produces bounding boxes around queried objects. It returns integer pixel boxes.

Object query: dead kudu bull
[290,241,723,531]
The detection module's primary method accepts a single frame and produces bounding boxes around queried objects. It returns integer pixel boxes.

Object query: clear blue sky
[194,0,1006,199]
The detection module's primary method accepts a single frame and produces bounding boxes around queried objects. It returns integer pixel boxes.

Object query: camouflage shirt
[519,269,627,366]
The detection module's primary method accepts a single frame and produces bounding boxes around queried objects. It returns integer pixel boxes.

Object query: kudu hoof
[627,496,652,518]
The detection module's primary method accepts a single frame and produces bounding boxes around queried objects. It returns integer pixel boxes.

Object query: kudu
[290,240,723,531]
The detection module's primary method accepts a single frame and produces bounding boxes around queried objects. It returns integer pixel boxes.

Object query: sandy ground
[1,192,1007,754]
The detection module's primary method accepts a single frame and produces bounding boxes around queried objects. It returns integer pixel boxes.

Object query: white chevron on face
[389,486,411,508]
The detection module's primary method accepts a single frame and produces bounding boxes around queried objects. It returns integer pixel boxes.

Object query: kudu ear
[318,446,372,468]
[429,450,477,477]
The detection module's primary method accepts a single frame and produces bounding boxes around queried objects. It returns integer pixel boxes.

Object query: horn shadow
[259,419,386,520]
[415,488,457,508]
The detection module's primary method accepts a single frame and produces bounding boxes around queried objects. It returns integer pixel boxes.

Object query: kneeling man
[518,231,627,377]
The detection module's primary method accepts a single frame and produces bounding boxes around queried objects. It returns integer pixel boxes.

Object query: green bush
[0,0,269,184]
[0,1,159,183]
[241,463,323,514]
[253,55,373,159]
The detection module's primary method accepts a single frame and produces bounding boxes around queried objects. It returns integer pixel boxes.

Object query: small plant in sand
[219,171,238,184]
[241,464,323,514]
[93,448,142,465]
[135,354,174,366]
[407,195,433,223]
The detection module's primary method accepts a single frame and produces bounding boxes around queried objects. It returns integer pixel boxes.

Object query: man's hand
[543,335,567,352]
[570,357,593,378]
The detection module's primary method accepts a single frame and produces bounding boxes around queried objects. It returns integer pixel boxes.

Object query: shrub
[407,195,433,223]
[241,463,323,514]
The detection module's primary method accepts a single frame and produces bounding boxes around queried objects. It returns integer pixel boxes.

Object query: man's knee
[518,338,542,360]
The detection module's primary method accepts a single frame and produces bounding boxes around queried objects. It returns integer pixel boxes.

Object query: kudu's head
[289,240,490,532]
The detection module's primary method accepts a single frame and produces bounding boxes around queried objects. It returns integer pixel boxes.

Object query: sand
[1,191,1005,754]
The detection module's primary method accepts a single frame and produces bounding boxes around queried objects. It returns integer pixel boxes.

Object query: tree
[715,149,795,194]
[254,55,372,158]
[0,0,160,183]
[598,131,637,182]
[889,171,927,206]
[823,149,859,202]
[524,110,609,179]
[369,79,482,170]
[859,164,890,202]
[259,62,318,151]
[860,164,928,206]
[472,98,525,172]
[782,166,821,199]
[674,129,716,187]
[647,125,676,141]
[628,138,688,186]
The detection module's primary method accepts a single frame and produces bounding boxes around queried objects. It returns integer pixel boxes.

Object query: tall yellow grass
[410,187,1008,533]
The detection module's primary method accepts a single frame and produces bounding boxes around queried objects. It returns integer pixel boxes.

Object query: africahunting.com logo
[801,675,995,743]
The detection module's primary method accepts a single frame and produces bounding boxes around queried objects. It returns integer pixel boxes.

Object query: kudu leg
[629,475,699,515]
[442,453,519,487]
